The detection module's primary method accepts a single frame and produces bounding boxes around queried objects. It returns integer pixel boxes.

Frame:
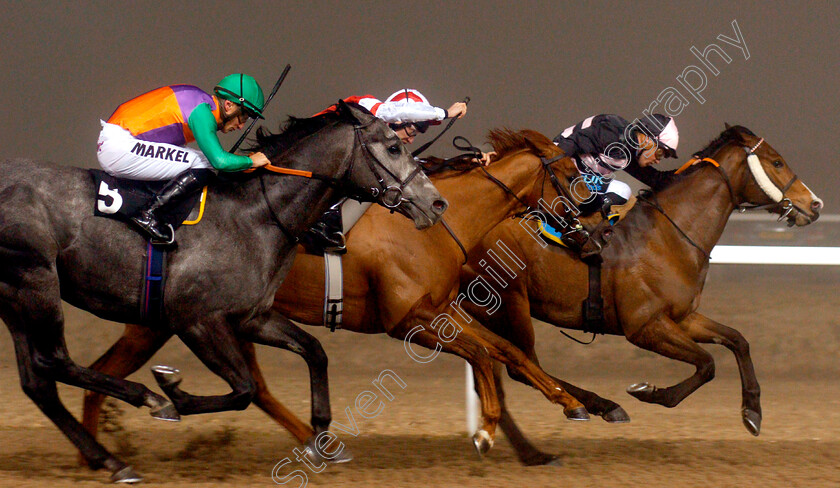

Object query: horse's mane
[693,125,755,160]
[424,129,566,180]
[245,103,377,159]
[244,111,340,160]
[487,128,563,159]
[664,125,757,180]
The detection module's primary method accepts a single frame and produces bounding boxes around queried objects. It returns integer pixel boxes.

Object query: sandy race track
[0,264,837,488]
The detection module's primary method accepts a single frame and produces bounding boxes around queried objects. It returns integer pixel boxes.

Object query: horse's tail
[486,128,563,159]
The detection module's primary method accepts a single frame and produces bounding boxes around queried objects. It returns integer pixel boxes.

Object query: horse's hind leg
[478,291,628,423]
[454,321,589,420]
[80,323,172,465]
[28,319,177,421]
[624,314,715,408]
[680,312,761,435]
[5,324,141,483]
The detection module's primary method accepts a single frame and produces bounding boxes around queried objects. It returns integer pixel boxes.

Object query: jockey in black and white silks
[553,113,679,223]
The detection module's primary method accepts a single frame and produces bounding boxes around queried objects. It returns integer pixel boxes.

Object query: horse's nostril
[812,200,824,212]
[433,199,447,213]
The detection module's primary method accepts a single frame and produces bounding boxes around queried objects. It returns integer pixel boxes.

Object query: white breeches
[96,121,212,181]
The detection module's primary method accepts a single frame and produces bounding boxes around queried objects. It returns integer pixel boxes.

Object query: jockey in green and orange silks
[97,74,271,243]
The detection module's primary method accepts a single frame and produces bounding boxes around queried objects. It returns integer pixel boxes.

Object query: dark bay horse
[0,101,447,483]
[458,124,823,462]
[79,129,600,462]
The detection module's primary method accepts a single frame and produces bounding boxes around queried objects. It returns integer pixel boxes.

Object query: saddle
[89,170,208,232]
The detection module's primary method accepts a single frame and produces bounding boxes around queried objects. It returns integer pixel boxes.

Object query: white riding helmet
[385,88,431,105]
[384,89,438,133]
[639,114,679,158]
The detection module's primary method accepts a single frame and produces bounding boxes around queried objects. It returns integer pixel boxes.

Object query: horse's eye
[773,160,784,169]
[387,144,401,155]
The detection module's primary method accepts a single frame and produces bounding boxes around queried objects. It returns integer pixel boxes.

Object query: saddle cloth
[538,196,637,249]
[89,170,206,229]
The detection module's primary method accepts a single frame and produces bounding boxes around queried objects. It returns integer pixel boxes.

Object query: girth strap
[141,242,167,324]
[323,251,343,332]
[581,256,605,335]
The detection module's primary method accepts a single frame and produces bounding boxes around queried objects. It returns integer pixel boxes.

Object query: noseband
[741,138,799,221]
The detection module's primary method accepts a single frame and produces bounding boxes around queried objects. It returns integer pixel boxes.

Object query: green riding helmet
[214,73,265,119]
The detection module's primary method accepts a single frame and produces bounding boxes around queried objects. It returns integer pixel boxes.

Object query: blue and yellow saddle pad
[89,170,207,229]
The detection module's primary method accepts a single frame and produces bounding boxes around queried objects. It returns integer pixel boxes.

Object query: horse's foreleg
[154,317,257,415]
[236,310,354,464]
[237,311,330,433]
[488,361,562,466]
[624,314,715,408]
[80,323,172,465]
[237,340,317,443]
[679,312,761,435]
[455,320,589,420]
[390,316,501,456]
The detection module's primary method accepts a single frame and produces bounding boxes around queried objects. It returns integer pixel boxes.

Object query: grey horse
[0,101,447,483]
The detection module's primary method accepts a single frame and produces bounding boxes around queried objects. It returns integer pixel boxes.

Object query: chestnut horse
[80,130,603,462]
[458,124,823,461]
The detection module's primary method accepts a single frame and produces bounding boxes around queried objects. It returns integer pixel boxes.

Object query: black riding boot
[131,170,208,244]
[301,203,346,254]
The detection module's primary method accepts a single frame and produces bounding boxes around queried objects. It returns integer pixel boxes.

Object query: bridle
[255,118,425,242]
[640,135,807,260]
[675,137,801,220]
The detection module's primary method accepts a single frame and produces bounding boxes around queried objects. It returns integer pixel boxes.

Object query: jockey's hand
[477,151,496,166]
[250,152,271,168]
[446,102,468,119]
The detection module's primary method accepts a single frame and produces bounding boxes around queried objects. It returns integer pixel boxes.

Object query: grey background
[1,1,837,209]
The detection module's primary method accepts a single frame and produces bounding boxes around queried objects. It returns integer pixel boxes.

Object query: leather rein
[255,120,424,242]
[442,137,580,264]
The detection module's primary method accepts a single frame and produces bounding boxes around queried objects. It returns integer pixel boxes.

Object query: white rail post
[465,364,480,436]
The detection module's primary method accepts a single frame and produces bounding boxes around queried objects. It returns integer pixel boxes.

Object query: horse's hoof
[328,446,353,464]
[742,408,762,436]
[627,382,653,394]
[303,435,353,464]
[151,365,182,388]
[627,382,656,402]
[149,401,180,422]
[564,406,590,421]
[602,406,631,423]
[110,466,143,484]
[522,452,563,466]
[472,429,494,457]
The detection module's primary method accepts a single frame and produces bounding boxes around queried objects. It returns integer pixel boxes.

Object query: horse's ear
[337,99,373,125]
[724,122,732,130]
[336,99,359,123]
